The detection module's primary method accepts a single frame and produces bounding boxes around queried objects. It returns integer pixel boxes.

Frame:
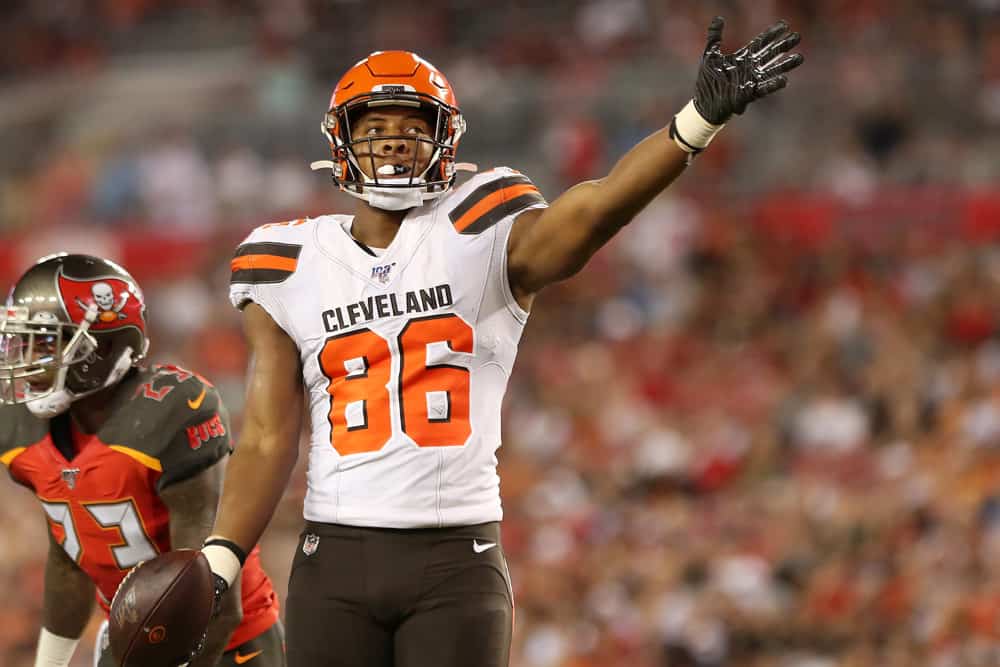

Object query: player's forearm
[548,116,704,245]
[160,462,237,666]
[42,596,92,640]
[213,432,299,554]
[509,125,695,290]
[505,120,704,295]
[204,304,302,589]
[584,127,692,231]
[42,546,94,638]
[163,461,223,550]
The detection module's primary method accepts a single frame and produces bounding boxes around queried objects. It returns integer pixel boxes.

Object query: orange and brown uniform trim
[230,242,302,285]
[449,175,546,235]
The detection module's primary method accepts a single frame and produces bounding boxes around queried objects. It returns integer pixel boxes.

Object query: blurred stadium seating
[3,1,1000,665]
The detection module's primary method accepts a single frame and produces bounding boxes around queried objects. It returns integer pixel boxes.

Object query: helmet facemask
[316,89,466,211]
[0,304,100,413]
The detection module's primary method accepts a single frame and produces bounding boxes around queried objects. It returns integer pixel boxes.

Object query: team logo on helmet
[56,271,146,333]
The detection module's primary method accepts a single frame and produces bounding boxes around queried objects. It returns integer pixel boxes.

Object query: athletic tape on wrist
[203,536,247,565]
[670,99,725,153]
[202,537,246,588]
[34,628,79,667]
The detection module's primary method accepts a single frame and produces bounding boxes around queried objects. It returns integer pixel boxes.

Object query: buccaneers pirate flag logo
[57,272,146,333]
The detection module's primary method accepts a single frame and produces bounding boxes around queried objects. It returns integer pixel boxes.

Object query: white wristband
[34,628,79,667]
[670,99,725,153]
[202,543,242,588]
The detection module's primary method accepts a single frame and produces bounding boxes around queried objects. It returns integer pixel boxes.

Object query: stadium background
[3,0,1000,665]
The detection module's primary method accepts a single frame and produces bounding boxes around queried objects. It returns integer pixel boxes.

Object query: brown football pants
[284,521,513,667]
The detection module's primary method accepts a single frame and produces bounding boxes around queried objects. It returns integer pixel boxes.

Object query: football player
[191,16,803,667]
[0,254,284,667]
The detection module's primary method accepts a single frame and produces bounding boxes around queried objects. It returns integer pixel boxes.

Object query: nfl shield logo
[61,468,80,490]
[302,533,320,556]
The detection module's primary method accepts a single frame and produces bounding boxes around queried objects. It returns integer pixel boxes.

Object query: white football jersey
[229,168,546,528]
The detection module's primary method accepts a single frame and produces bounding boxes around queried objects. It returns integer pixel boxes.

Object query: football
[108,549,214,667]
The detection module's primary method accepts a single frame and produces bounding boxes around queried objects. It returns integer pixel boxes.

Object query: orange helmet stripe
[331,51,458,111]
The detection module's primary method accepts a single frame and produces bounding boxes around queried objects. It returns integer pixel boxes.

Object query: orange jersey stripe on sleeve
[452,183,541,233]
[230,254,299,273]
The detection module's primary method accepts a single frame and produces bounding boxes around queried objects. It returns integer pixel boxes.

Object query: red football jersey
[1,365,279,651]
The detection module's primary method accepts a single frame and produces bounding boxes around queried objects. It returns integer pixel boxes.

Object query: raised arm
[160,461,243,667]
[507,17,803,302]
[202,302,303,591]
[35,529,94,667]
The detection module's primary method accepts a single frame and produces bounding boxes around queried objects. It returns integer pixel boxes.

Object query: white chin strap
[362,176,433,211]
[26,388,73,419]
[309,160,439,211]
[26,347,136,418]
[311,161,478,212]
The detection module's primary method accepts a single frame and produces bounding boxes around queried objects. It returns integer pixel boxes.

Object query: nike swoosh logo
[473,540,496,554]
[187,387,207,410]
[234,650,263,664]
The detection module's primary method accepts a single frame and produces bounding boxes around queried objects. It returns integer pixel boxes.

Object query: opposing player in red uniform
[0,254,283,667]
[152,16,800,667]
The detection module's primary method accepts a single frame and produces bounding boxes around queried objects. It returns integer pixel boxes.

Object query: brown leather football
[108,549,214,667]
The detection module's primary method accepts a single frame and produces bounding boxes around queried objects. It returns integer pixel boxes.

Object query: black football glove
[694,16,804,125]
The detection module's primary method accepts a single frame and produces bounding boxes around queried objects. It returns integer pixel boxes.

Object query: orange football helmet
[316,50,466,210]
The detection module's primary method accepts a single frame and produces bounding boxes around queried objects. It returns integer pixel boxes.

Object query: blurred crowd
[3,1,1000,666]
